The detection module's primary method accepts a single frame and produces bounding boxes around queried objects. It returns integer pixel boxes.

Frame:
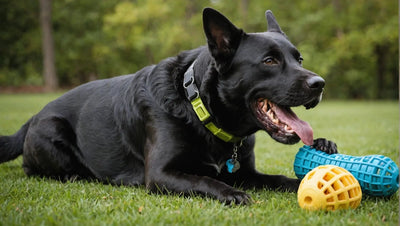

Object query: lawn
[0,93,398,226]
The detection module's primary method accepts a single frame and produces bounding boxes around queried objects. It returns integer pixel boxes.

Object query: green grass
[0,93,398,226]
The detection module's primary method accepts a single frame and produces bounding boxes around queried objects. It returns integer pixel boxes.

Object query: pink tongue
[272,105,314,145]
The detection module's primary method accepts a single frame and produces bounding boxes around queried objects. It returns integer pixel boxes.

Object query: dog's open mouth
[255,99,313,145]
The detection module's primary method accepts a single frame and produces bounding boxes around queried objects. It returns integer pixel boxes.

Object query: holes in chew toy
[331,181,341,191]
[340,175,355,186]
[323,172,334,182]
[338,192,346,200]
[349,175,358,183]
[318,182,324,189]
[348,189,355,198]
[304,196,313,204]
[348,186,362,201]
[326,205,334,211]
[349,200,358,208]
[331,167,344,175]
[307,171,316,180]
[340,177,349,186]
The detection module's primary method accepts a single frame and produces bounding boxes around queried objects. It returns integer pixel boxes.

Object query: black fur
[0,8,337,205]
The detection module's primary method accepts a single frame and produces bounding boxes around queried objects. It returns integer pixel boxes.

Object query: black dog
[0,8,336,204]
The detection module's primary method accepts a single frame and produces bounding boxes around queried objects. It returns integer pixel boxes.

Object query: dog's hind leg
[22,116,94,181]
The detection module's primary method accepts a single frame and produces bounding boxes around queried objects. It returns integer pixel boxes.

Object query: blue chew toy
[294,145,399,197]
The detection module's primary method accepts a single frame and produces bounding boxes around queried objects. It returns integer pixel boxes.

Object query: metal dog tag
[226,159,240,173]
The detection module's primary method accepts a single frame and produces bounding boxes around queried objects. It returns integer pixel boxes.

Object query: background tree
[39,0,58,91]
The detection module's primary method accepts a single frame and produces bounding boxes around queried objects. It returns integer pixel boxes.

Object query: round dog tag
[226,159,240,173]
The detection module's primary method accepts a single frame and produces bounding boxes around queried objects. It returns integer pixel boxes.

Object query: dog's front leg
[145,167,251,204]
[221,167,301,193]
[143,126,250,204]
[238,170,301,192]
[218,146,300,192]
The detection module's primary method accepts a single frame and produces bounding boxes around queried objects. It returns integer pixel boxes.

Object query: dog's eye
[263,57,279,66]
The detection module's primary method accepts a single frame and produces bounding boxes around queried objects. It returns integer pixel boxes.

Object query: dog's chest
[199,149,236,176]
[201,154,226,175]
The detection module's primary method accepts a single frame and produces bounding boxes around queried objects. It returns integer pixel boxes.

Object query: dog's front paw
[218,189,252,205]
[311,138,338,154]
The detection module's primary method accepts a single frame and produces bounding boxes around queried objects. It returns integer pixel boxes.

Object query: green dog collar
[183,61,243,143]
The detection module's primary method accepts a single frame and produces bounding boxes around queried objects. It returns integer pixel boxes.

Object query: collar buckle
[183,62,199,101]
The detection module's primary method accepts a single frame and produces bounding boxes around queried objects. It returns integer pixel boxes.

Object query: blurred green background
[0,0,398,99]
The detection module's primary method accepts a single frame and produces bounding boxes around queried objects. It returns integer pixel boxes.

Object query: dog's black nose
[306,76,325,91]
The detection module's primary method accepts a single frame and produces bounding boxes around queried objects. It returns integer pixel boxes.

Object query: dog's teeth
[263,104,268,113]
[266,109,280,125]
[284,125,294,132]
[267,109,274,119]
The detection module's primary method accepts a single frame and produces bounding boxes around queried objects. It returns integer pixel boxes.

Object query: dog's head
[202,8,325,145]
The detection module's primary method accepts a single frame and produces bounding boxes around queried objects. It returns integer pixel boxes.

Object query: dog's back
[0,48,200,183]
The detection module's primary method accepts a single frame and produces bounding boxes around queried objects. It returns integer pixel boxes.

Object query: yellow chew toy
[297,165,362,211]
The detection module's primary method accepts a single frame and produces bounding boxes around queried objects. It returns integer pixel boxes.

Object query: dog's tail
[0,119,31,164]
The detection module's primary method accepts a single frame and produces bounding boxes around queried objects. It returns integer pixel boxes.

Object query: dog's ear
[203,8,243,73]
[265,10,285,35]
